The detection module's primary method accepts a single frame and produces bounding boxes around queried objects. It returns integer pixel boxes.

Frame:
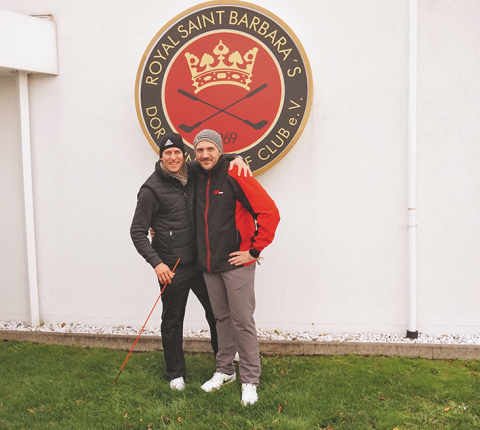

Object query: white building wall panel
[0,0,478,335]
[0,76,30,321]
[416,0,480,334]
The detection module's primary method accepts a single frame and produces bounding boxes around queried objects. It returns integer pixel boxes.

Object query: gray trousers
[203,264,261,386]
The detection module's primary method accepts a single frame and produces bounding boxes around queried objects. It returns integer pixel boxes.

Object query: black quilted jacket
[130,161,197,270]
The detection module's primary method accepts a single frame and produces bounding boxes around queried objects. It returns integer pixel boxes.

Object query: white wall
[0,76,30,321]
[0,0,478,335]
[416,0,480,333]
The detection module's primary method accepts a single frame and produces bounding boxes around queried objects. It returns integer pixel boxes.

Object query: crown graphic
[185,40,258,93]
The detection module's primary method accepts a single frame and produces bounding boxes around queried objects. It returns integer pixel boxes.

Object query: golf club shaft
[113,257,181,385]
[189,106,266,131]
[177,84,268,132]
[178,83,266,112]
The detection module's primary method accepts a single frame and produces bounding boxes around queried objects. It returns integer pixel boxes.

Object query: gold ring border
[134,0,313,176]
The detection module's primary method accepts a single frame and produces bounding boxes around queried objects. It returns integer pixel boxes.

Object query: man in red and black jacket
[193,129,280,406]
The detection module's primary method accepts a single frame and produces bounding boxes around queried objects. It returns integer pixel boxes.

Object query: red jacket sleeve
[228,167,280,254]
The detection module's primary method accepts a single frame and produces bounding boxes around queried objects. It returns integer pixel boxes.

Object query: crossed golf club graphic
[177,83,268,134]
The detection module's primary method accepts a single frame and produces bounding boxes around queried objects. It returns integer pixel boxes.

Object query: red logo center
[163,32,283,152]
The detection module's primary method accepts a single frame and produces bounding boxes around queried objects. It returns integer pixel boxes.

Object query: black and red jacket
[195,157,280,273]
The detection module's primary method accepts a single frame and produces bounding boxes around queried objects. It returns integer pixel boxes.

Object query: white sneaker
[201,372,236,392]
[241,383,258,406]
[233,351,240,362]
[169,376,185,391]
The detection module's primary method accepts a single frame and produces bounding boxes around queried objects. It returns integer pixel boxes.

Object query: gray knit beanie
[193,129,223,154]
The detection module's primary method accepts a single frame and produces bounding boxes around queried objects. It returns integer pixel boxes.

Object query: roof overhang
[0,9,58,76]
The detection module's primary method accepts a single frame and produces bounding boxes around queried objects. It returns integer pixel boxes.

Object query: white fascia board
[0,9,58,75]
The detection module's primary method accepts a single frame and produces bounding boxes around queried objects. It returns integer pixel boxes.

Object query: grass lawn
[0,341,479,429]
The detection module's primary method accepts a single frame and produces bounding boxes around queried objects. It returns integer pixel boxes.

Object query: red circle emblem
[163,32,283,152]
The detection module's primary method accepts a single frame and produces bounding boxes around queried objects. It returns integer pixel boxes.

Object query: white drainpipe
[16,71,40,326]
[407,0,418,339]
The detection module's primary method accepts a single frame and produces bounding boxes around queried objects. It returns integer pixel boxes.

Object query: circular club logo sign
[135,0,312,175]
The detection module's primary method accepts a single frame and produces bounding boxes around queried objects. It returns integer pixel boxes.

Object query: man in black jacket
[130,132,249,391]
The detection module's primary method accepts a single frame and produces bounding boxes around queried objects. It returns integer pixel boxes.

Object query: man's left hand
[228,250,256,266]
[229,157,252,177]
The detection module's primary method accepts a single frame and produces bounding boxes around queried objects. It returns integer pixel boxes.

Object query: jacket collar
[200,156,227,176]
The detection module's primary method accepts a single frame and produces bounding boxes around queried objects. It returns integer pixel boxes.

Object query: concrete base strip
[1,330,479,360]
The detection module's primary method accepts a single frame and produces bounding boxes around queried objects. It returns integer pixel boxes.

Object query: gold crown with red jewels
[184,40,258,93]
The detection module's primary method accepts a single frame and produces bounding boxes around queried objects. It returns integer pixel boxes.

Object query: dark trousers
[160,268,218,381]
